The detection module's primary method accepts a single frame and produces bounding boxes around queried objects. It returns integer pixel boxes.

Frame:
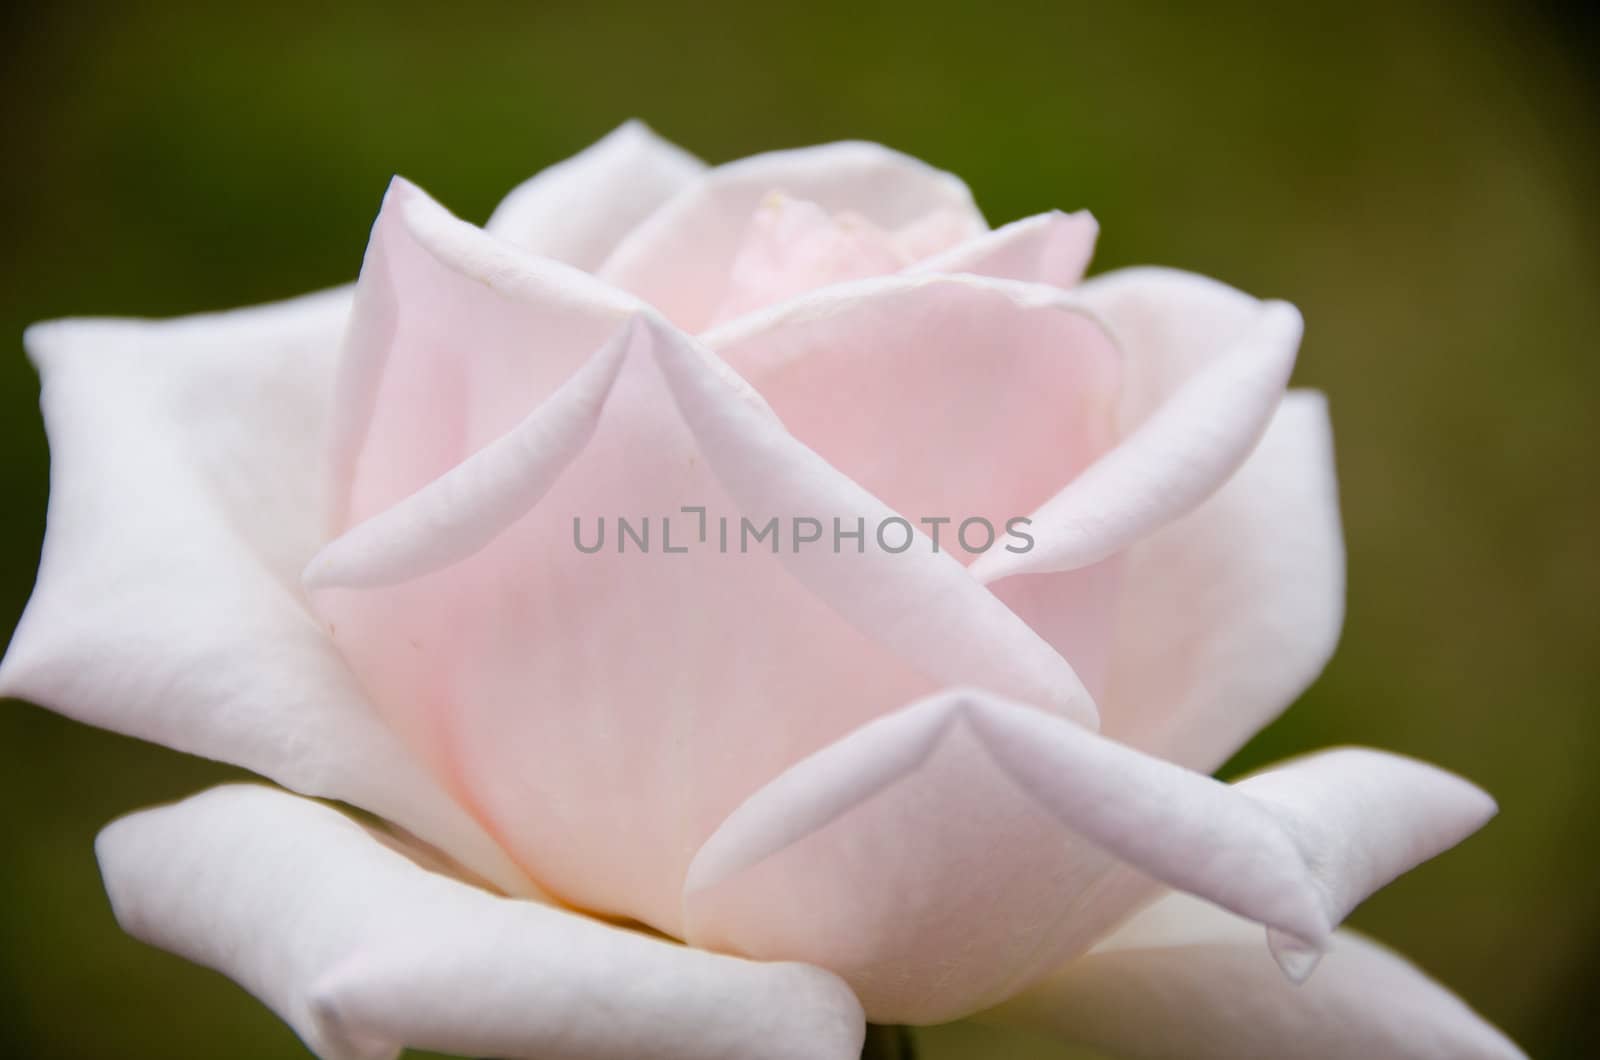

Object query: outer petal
[905,210,1100,289]
[596,141,986,329]
[1100,390,1345,770]
[1232,747,1497,978]
[682,687,1495,1023]
[97,785,864,1060]
[969,266,1302,583]
[0,292,529,894]
[483,120,705,268]
[310,183,1093,935]
[991,891,1525,1060]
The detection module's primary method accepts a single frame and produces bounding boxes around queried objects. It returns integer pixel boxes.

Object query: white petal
[992,891,1525,1060]
[0,291,529,894]
[683,687,1494,1020]
[969,266,1301,583]
[484,120,705,268]
[1100,390,1345,770]
[1234,746,1497,976]
[97,785,864,1060]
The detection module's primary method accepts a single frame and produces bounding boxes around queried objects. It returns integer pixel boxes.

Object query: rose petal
[905,210,1100,288]
[710,194,913,324]
[311,186,1093,934]
[1100,390,1345,770]
[705,272,1124,691]
[596,141,986,329]
[705,274,1120,534]
[991,891,1525,1060]
[1233,746,1497,978]
[969,267,1302,583]
[682,688,1495,1023]
[0,293,529,895]
[97,785,864,1060]
[484,120,705,268]
[320,184,1087,718]
[328,176,641,532]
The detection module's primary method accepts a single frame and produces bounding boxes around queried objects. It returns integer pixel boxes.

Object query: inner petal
[709,276,1125,695]
[595,141,987,330]
[711,193,976,324]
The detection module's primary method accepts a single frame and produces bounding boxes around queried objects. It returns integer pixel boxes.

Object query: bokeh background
[1,2,1594,1057]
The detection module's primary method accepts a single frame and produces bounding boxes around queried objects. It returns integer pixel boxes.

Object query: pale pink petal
[969,267,1302,583]
[988,561,1125,702]
[97,785,864,1060]
[637,314,1094,727]
[705,274,1120,529]
[710,195,910,323]
[484,120,705,268]
[596,141,986,329]
[992,891,1525,1060]
[327,176,641,533]
[311,187,1092,936]
[1100,391,1346,771]
[705,272,1124,692]
[308,320,639,587]
[682,688,1495,1023]
[890,206,997,261]
[906,210,1100,288]
[0,293,529,895]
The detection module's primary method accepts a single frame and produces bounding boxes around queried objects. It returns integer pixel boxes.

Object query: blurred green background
[1,2,1594,1057]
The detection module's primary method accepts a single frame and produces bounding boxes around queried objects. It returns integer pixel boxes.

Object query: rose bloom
[2,122,1522,1059]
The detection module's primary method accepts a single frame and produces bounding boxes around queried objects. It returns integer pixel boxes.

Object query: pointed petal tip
[20,319,64,361]
[0,622,36,702]
[1301,746,1502,831]
[299,547,345,592]
[382,173,423,205]
[1040,207,1099,232]
[611,117,662,143]
[1268,926,1327,984]
[20,317,129,368]
[1260,298,1306,350]
[593,117,694,158]
[964,543,1027,584]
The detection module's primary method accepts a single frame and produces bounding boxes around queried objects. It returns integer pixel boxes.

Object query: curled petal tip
[1268,926,1327,984]
[299,549,343,592]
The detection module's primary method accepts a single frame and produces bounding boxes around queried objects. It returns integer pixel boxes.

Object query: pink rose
[3,122,1521,1059]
